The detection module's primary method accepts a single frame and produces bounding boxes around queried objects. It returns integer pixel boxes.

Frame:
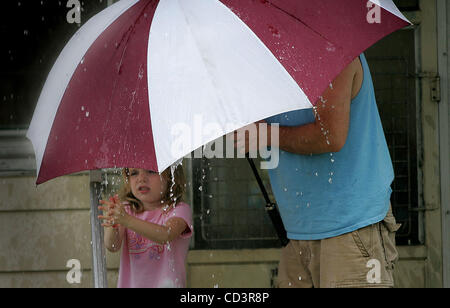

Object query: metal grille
[192,155,280,249]
[365,27,421,245]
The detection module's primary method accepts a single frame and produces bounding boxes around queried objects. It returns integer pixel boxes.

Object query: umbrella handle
[245,155,289,247]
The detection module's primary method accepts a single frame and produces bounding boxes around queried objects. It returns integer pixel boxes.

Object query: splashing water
[168,159,183,209]
[138,65,144,80]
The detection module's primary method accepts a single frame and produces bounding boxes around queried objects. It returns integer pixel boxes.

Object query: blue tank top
[265,54,394,240]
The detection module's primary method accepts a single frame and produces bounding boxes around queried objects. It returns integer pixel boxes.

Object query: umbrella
[26,0,410,287]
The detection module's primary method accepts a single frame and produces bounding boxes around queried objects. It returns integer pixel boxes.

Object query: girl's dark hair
[119,164,186,214]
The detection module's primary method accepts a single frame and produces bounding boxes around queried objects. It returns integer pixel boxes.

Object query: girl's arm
[98,197,125,253]
[122,215,188,245]
[103,225,125,253]
[99,195,188,245]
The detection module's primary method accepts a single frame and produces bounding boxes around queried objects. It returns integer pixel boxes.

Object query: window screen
[365,28,421,245]
[192,156,281,250]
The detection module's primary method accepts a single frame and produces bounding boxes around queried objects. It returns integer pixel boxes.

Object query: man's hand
[232,120,271,156]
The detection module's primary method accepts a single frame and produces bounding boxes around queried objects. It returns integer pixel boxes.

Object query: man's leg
[276,240,314,288]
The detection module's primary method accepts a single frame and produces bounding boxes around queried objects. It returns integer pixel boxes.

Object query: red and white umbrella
[27,0,410,184]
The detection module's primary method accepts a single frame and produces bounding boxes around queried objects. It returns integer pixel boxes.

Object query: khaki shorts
[276,207,401,288]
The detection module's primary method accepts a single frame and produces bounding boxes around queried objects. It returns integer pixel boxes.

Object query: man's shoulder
[350,57,364,99]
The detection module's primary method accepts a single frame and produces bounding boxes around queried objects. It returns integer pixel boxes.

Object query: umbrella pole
[89,170,108,288]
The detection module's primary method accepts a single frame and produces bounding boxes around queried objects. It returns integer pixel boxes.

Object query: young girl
[98,163,193,288]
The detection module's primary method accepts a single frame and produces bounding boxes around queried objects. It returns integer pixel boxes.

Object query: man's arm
[276,57,362,154]
[235,57,362,156]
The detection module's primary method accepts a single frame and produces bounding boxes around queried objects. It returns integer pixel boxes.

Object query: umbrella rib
[265,0,338,47]
[116,1,156,73]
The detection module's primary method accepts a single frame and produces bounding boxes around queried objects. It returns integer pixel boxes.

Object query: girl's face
[128,168,168,208]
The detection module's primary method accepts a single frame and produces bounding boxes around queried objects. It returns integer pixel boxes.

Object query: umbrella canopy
[27,0,410,184]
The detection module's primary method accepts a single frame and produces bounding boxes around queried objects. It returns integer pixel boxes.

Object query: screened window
[192,156,280,249]
[365,28,421,245]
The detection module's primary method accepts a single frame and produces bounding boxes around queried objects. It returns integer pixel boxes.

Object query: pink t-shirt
[117,202,193,288]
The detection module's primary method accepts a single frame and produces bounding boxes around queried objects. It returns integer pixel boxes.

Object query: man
[235,54,401,288]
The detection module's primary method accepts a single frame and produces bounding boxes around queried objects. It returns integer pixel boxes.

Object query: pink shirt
[117,202,193,288]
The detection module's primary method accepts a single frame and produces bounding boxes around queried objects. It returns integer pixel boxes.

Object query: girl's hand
[98,195,129,228]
